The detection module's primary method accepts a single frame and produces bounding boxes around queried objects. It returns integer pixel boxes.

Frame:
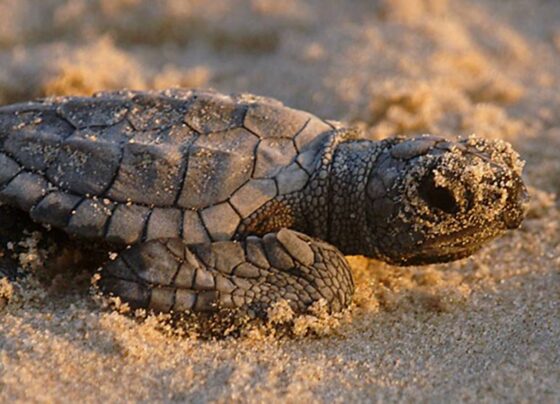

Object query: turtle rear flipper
[98,229,354,317]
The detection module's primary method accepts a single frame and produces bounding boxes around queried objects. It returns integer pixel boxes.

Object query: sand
[0,0,559,402]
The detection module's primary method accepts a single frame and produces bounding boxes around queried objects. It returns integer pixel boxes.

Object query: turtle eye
[419,174,459,214]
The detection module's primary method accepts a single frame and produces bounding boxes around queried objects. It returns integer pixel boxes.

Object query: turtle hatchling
[0,89,528,316]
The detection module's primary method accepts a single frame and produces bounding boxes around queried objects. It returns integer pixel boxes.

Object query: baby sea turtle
[0,89,527,315]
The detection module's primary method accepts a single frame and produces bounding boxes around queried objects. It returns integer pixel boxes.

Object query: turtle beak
[502,175,529,230]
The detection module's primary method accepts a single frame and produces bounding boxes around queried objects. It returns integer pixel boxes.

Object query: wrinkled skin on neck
[332,135,528,265]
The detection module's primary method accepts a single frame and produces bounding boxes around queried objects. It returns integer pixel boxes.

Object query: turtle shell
[0,89,334,243]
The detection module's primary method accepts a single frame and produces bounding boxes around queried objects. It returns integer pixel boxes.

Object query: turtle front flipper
[98,229,354,317]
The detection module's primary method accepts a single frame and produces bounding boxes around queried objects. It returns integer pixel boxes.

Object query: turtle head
[364,135,528,265]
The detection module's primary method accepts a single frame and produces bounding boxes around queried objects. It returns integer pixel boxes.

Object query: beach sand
[0,0,558,402]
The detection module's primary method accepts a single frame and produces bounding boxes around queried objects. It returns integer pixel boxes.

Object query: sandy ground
[0,0,559,402]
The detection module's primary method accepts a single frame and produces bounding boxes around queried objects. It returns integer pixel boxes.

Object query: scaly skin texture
[0,90,528,317]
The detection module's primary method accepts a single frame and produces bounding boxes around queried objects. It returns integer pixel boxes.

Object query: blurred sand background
[0,0,559,402]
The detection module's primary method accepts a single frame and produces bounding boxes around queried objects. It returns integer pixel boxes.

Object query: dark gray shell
[0,89,334,244]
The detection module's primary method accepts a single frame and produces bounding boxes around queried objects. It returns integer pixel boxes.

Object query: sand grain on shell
[1,0,560,402]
